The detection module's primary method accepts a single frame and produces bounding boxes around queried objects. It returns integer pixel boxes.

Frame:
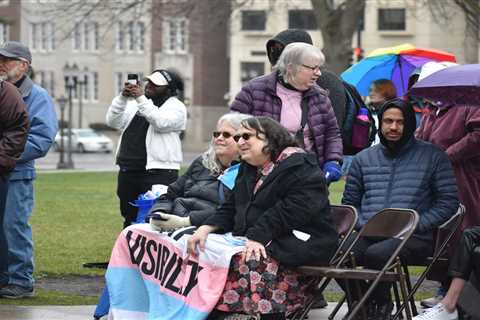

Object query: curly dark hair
[240,116,298,162]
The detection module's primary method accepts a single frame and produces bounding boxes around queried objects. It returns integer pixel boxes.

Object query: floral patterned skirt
[215,254,319,316]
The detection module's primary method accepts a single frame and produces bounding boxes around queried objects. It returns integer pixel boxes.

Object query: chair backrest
[329,205,358,264]
[360,208,419,239]
[433,203,465,256]
[331,204,358,236]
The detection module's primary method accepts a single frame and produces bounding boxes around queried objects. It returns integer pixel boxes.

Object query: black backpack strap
[294,99,309,148]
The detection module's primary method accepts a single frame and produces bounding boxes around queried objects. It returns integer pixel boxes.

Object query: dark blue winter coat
[342,138,459,240]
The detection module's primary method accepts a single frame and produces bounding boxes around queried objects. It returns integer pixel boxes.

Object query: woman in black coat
[188,117,338,320]
[148,113,251,230]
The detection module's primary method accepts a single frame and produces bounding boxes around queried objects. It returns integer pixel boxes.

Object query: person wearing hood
[415,61,480,310]
[230,42,343,184]
[342,99,459,319]
[106,69,187,228]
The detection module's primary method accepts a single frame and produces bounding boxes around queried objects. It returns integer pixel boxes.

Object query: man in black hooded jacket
[342,99,459,319]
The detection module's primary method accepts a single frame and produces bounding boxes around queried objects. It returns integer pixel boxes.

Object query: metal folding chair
[297,208,419,320]
[291,204,358,320]
[392,204,466,319]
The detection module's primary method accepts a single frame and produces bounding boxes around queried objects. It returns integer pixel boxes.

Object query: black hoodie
[378,98,417,156]
[266,29,346,126]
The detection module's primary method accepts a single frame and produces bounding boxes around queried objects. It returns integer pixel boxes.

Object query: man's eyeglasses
[212,131,233,139]
[233,133,255,143]
[302,64,321,72]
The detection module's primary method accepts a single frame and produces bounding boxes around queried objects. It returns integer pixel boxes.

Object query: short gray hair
[201,113,252,176]
[275,42,325,81]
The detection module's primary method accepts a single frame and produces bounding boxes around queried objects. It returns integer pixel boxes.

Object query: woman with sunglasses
[188,117,338,320]
[231,42,343,184]
[148,113,251,231]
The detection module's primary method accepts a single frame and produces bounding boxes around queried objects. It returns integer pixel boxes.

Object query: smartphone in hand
[127,73,139,85]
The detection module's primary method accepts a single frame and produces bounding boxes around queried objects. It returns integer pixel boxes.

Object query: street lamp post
[63,63,79,169]
[77,67,88,128]
[56,95,69,169]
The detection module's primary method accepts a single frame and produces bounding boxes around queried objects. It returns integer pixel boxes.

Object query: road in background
[36,149,199,172]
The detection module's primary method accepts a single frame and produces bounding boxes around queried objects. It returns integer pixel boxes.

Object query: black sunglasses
[212,131,233,139]
[233,133,255,143]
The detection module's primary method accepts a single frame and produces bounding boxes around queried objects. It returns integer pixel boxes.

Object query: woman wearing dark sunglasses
[148,113,251,231]
[231,42,343,185]
[188,117,338,320]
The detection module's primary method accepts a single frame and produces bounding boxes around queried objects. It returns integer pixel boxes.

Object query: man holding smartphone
[106,69,187,228]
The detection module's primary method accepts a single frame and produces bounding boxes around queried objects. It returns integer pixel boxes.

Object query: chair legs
[402,263,418,316]
[396,260,413,320]
[329,295,346,320]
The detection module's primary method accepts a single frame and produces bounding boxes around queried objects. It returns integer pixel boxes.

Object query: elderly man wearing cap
[0,41,58,299]
[106,69,187,228]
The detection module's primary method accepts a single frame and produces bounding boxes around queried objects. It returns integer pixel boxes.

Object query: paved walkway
[0,303,427,320]
[0,304,343,320]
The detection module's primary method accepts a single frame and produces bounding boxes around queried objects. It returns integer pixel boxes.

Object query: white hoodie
[106,94,187,170]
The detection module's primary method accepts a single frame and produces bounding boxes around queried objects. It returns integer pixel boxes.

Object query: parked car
[54,129,114,153]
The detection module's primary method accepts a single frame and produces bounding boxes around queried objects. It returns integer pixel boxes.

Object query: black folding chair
[291,204,358,320]
[297,208,419,320]
[392,204,465,319]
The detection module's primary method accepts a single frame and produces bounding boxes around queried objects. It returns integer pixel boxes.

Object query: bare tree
[29,0,479,73]
[311,0,365,74]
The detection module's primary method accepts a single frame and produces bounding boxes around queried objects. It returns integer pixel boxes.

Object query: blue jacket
[10,76,58,180]
[342,138,459,240]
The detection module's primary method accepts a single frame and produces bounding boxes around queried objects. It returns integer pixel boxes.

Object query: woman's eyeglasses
[233,133,254,143]
[212,131,233,139]
[302,64,321,72]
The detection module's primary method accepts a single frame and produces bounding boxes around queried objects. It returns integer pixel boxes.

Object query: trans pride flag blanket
[106,224,246,320]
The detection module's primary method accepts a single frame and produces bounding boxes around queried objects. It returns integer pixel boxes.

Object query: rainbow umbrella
[341,44,456,96]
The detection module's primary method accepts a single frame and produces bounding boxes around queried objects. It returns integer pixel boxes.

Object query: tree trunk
[464,11,479,63]
[311,0,366,75]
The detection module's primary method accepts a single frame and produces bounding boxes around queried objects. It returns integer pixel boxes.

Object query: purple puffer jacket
[230,72,342,167]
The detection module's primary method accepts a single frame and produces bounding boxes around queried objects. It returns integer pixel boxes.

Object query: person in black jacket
[187,117,338,320]
[148,113,251,230]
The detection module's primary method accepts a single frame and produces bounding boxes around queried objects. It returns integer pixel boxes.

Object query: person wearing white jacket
[106,69,187,228]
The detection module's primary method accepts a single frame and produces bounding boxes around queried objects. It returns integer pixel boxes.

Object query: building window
[240,62,264,84]
[29,23,38,51]
[79,73,88,101]
[83,23,90,51]
[92,72,98,101]
[137,22,145,52]
[73,22,81,50]
[116,21,145,53]
[164,18,188,54]
[114,72,123,95]
[288,10,317,30]
[36,70,55,97]
[93,22,99,51]
[241,10,266,31]
[49,71,55,97]
[29,22,55,52]
[378,8,406,31]
[0,23,9,44]
[73,21,99,51]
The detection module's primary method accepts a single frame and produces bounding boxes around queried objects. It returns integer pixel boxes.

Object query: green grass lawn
[2,173,428,305]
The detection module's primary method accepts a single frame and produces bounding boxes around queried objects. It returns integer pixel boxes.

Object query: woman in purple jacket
[230,42,343,183]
